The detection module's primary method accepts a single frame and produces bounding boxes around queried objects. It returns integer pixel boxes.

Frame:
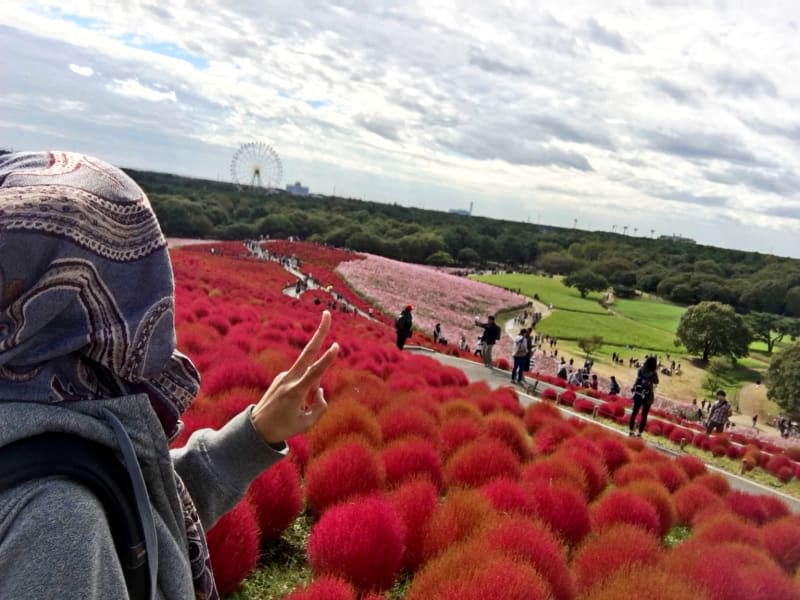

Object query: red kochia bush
[247,459,302,539]
[287,434,310,475]
[727,490,790,525]
[527,482,591,547]
[596,437,630,473]
[523,457,589,498]
[541,387,558,402]
[406,544,551,600]
[673,482,726,525]
[285,576,357,600]
[693,512,762,547]
[201,357,271,396]
[307,494,404,592]
[444,437,521,488]
[533,421,576,454]
[523,400,563,433]
[572,523,662,593]
[612,462,660,487]
[581,565,710,600]
[622,480,676,537]
[308,399,382,457]
[693,472,731,496]
[762,516,800,573]
[555,447,608,500]
[439,416,483,459]
[480,478,536,517]
[381,437,443,489]
[675,454,707,479]
[421,488,496,563]
[380,405,439,444]
[388,478,439,571]
[485,412,532,461]
[477,515,575,600]
[206,498,261,596]
[590,489,660,536]
[664,539,799,600]
[305,438,386,513]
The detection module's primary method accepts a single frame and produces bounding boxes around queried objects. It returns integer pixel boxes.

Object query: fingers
[287,311,332,378]
[298,343,339,389]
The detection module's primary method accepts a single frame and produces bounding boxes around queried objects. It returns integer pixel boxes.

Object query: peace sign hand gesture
[251,310,339,444]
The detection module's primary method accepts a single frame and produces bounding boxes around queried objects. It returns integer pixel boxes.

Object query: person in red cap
[395,305,413,350]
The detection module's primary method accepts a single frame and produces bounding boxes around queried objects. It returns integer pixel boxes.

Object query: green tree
[746,312,799,355]
[766,341,800,419]
[785,286,800,317]
[497,233,530,265]
[740,280,787,314]
[537,252,585,276]
[564,269,609,298]
[675,301,752,362]
[578,335,604,357]
[426,250,455,266]
[457,247,481,266]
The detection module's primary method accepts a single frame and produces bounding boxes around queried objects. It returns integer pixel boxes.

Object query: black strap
[0,433,148,600]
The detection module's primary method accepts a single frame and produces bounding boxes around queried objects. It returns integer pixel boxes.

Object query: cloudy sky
[2,1,799,257]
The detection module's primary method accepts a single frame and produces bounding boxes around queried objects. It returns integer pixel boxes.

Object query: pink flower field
[337,254,528,351]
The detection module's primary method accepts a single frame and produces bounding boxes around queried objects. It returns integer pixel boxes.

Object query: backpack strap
[0,431,150,600]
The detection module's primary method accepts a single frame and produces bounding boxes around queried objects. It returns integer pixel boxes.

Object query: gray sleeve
[170,406,288,529]
[0,478,127,600]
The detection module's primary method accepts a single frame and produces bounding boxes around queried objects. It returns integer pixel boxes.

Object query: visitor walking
[395,305,413,350]
[511,329,528,384]
[706,390,731,434]
[475,315,501,368]
[629,356,659,437]
[433,322,441,343]
[608,375,620,395]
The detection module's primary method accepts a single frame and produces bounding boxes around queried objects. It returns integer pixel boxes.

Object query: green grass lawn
[473,273,608,314]
[612,297,685,332]
[535,309,680,353]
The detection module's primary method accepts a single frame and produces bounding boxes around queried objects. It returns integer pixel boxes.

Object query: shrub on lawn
[307,494,404,592]
[675,454,707,479]
[572,523,662,594]
[554,447,609,500]
[287,434,310,475]
[380,405,440,444]
[201,357,271,396]
[480,477,536,517]
[527,482,591,547]
[654,462,689,493]
[381,437,443,489]
[285,576,357,600]
[596,437,630,473]
[558,389,576,406]
[693,512,762,547]
[762,516,800,574]
[439,416,484,460]
[477,515,575,600]
[612,463,660,487]
[533,421,576,454]
[444,437,522,488]
[206,498,261,596]
[485,412,532,461]
[305,438,386,513]
[247,459,302,539]
[692,472,731,496]
[580,565,710,600]
[590,489,660,536]
[726,490,789,525]
[673,482,726,525]
[308,399,382,457]
[621,479,676,537]
[388,478,439,571]
[523,400,562,433]
[406,544,551,600]
[420,487,496,562]
[522,457,589,498]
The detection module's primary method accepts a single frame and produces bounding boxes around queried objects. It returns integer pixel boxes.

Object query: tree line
[130,168,800,320]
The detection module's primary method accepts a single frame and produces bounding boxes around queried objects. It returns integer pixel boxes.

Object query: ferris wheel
[230,142,283,190]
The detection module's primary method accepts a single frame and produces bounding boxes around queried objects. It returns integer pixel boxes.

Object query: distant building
[286,181,309,196]
[659,234,696,244]
[448,201,473,217]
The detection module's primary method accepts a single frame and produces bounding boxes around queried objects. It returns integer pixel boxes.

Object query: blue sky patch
[120,35,210,69]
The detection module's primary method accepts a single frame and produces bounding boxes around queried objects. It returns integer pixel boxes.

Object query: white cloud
[107,78,177,103]
[2,1,800,255]
[68,63,93,77]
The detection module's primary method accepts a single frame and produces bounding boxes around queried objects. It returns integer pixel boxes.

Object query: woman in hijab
[0,151,338,599]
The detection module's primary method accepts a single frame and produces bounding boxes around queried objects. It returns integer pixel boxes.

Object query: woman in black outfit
[629,356,659,437]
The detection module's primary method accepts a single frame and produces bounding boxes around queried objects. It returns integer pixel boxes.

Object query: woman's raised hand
[251,311,339,444]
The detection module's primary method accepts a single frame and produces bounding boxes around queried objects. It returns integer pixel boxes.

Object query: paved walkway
[408,346,800,513]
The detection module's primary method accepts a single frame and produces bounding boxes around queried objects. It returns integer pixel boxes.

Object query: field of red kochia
[171,242,800,599]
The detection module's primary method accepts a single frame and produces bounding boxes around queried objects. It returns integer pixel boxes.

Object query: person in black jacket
[629,356,659,437]
[395,305,413,350]
[475,315,501,368]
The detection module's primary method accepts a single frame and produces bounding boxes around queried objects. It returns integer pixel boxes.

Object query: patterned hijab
[0,151,217,599]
